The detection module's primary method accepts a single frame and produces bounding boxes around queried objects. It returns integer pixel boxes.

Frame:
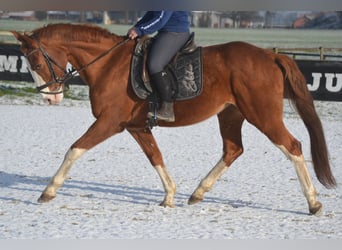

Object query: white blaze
[25,58,64,104]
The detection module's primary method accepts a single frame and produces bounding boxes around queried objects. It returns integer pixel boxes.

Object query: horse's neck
[66,39,113,71]
[65,37,128,86]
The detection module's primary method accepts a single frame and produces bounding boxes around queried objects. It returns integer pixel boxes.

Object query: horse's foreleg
[38,148,86,202]
[155,165,177,207]
[189,106,244,205]
[39,117,123,203]
[127,129,176,207]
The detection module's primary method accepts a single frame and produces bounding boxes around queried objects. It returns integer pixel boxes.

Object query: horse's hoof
[309,201,323,216]
[159,201,175,208]
[38,193,56,203]
[188,195,203,205]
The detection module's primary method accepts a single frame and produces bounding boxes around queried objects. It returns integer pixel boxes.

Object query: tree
[35,11,47,21]
[197,11,211,27]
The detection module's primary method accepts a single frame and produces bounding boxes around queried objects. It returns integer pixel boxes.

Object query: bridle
[25,35,130,95]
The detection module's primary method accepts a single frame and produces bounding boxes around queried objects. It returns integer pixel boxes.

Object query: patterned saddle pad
[130,36,203,101]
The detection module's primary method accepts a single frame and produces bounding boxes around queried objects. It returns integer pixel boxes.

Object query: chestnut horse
[12,23,336,215]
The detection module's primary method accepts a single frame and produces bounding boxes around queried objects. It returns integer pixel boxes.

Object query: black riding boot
[147,71,175,122]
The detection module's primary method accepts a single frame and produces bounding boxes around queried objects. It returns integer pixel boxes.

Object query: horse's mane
[31,23,119,43]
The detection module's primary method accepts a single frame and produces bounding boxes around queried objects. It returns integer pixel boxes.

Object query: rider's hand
[127,28,138,40]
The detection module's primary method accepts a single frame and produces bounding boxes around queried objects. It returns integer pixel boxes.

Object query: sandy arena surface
[0,85,341,239]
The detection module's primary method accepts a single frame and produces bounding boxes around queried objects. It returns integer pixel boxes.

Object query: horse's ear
[11,31,23,41]
[10,31,32,44]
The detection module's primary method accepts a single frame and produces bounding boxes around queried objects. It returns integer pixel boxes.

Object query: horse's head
[11,31,68,105]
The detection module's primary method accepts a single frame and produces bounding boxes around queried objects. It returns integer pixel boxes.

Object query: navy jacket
[134,11,190,36]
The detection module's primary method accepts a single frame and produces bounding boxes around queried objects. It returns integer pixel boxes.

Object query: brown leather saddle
[130,32,203,101]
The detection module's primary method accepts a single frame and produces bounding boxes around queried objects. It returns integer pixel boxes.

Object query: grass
[0,83,87,101]
[2,19,342,48]
[0,85,36,97]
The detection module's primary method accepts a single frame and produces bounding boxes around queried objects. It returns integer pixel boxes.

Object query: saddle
[130,33,203,101]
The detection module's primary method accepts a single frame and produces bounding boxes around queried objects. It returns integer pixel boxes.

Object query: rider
[127,11,191,122]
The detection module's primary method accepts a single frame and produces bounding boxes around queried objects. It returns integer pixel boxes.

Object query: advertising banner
[1,44,341,101]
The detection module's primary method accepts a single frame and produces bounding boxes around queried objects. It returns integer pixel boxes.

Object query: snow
[0,85,341,239]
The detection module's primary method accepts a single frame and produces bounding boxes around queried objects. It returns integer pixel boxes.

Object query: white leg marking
[42,148,86,198]
[155,165,176,207]
[277,145,321,213]
[190,158,228,203]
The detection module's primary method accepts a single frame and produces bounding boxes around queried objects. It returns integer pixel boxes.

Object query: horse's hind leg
[276,144,322,215]
[189,105,245,205]
[128,129,176,207]
[245,109,322,214]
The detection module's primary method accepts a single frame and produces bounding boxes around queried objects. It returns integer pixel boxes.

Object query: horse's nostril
[44,98,52,104]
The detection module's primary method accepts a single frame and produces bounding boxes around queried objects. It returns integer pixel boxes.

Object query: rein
[29,36,130,95]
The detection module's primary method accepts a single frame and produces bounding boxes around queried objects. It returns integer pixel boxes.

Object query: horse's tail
[275,54,336,188]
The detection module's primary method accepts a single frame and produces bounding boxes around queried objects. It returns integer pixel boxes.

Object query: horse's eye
[34,64,42,71]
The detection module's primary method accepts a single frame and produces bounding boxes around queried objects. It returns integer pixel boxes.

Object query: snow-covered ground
[0,84,341,239]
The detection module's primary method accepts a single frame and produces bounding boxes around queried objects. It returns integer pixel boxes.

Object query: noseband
[25,35,130,95]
